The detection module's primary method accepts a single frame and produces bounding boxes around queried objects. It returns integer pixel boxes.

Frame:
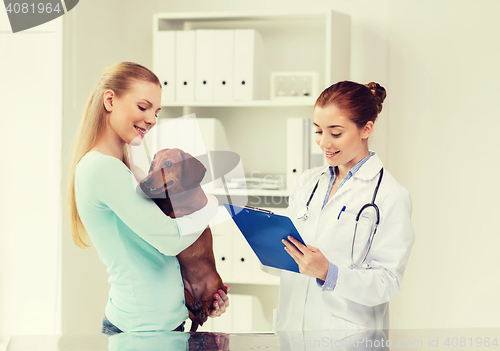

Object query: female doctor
[278,81,415,330]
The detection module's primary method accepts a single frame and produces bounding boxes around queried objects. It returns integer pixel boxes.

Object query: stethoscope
[296,168,384,268]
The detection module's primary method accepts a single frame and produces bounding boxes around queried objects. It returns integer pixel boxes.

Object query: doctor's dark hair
[315,81,387,129]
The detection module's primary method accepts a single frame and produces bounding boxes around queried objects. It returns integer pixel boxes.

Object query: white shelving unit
[152,10,350,332]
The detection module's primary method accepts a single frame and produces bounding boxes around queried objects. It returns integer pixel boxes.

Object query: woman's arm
[76,154,218,256]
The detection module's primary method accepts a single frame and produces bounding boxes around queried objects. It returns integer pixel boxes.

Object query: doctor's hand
[283,236,329,281]
[209,284,231,318]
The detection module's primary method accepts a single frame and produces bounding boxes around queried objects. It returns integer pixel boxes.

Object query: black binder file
[223,203,306,273]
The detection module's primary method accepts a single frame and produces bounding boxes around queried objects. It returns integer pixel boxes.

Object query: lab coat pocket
[330,314,366,331]
[319,210,357,263]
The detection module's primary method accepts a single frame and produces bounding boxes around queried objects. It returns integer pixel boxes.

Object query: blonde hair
[67,62,161,248]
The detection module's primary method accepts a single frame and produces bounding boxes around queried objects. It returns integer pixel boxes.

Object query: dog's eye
[164,161,173,168]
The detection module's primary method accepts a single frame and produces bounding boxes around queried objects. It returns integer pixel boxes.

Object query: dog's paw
[191,300,203,311]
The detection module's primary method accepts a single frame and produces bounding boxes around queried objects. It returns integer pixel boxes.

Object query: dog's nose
[142,178,153,189]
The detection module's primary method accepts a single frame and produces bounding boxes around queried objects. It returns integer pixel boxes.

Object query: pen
[337,206,346,220]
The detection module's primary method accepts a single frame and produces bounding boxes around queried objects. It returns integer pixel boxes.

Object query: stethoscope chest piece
[296,206,309,220]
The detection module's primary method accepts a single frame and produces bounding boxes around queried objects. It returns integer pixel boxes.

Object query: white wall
[387,0,500,328]
[0,12,62,349]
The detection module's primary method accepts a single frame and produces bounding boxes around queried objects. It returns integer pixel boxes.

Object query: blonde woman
[67,62,229,335]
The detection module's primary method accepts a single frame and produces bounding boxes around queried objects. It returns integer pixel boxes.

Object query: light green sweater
[75,151,217,332]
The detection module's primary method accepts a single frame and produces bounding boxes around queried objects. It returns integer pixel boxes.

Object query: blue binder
[223,203,306,273]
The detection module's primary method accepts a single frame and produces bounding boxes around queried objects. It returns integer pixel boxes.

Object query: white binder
[175,30,196,101]
[233,29,266,101]
[286,118,312,191]
[153,31,176,102]
[311,124,326,168]
[210,207,234,281]
[233,225,254,279]
[195,30,215,101]
[213,30,235,101]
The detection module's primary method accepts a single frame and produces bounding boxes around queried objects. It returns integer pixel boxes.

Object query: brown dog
[139,148,227,332]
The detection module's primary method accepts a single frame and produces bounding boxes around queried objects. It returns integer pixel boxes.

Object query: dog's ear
[180,150,206,190]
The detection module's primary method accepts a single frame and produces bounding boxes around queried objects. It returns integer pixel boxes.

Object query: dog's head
[139,148,206,197]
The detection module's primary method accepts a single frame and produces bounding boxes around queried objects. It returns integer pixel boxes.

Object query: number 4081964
[5,2,62,14]
[444,337,498,348]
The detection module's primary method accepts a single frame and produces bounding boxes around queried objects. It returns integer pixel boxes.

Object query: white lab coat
[273,153,415,331]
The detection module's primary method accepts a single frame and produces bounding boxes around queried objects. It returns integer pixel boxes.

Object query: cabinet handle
[221,257,226,261]
[240,257,245,262]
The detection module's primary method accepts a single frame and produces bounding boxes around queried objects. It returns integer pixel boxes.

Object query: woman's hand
[283,236,329,280]
[209,284,231,318]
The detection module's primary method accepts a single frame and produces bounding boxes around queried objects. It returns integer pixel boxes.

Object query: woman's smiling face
[105,80,161,147]
[313,104,373,171]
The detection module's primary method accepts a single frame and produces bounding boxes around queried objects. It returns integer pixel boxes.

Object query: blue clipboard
[223,203,306,273]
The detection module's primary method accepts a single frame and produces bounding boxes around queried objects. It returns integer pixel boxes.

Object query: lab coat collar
[326,151,383,203]
[351,151,384,181]
[313,151,383,186]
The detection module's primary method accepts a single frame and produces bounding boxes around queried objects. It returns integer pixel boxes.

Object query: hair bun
[365,82,386,114]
